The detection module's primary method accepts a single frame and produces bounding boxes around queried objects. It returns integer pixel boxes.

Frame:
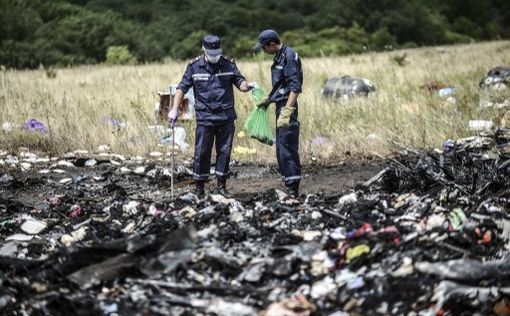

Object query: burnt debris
[1,132,510,315]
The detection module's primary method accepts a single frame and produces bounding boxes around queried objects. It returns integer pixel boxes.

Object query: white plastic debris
[179,206,197,219]
[338,192,357,206]
[149,151,163,157]
[275,189,288,201]
[60,227,88,246]
[205,299,257,316]
[468,120,494,132]
[119,167,131,174]
[162,168,172,177]
[98,144,110,152]
[310,276,337,299]
[2,122,14,132]
[423,213,446,231]
[159,126,189,151]
[85,159,97,167]
[59,178,73,184]
[20,162,31,171]
[330,227,346,240]
[110,160,121,166]
[123,201,140,215]
[311,210,322,219]
[210,194,235,205]
[121,221,136,234]
[0,241,18,256]
[21,217,47,234]
[6,234,34,241]
[6,155,18,164]
[57,160,75,168]
[134,166,145,174]
[20,152,37,159]
[392,257,414,277]
[147,205,163,217]
[52,169,66,174]
[229,209,244,223]
[0,174,13,183]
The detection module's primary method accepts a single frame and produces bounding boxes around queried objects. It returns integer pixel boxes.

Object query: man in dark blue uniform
[168,35,255,197]
[254,29,303,197]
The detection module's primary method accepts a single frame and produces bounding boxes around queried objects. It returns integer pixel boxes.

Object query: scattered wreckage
[479,66,510,108]
[479,66,510,90]
[321,76,376,99]
[1,128,510,315]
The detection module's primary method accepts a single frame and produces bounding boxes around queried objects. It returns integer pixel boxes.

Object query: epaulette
[222,55,235,64]
[188,56,201,65]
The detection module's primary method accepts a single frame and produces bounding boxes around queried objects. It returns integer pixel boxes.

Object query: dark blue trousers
[275,102,301,189]
[193,121,235,181]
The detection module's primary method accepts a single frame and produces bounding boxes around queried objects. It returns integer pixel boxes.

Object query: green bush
[105,46,137,65]
[370,27,397,50]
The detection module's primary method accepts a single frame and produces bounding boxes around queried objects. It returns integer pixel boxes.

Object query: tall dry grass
[1,41,509,163]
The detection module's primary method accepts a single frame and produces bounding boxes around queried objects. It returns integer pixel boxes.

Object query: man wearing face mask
[168,34,256,197]
[254,29,303,197]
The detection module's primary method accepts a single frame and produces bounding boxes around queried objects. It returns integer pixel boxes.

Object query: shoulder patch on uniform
[222,55,236,64]
[188,56,201,65]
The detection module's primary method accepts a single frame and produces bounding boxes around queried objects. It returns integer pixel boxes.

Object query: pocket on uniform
[194,79,209,93]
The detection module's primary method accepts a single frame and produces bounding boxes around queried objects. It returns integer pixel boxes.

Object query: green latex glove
[276,105,294,128]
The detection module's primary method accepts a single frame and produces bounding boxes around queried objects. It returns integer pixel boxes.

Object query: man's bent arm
[285,91,299,108]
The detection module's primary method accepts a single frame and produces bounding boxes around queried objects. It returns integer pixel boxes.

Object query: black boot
[194,180,205,198]
[284,184,299,197]
[215,179,232,197]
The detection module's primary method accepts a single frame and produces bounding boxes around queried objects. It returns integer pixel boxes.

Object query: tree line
[1,0,509,68]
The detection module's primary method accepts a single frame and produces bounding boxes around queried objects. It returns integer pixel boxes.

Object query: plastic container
[468,120,494,132]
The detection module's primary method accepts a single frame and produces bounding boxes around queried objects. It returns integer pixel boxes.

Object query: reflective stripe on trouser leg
[276,120,301,188]
[214,121,235,181]
[193,125,215,180]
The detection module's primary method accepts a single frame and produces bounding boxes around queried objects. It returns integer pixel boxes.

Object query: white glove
[247,82,257,90]
[167,108,179,127]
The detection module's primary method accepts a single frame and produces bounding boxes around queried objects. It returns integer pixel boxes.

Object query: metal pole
[171,124,175,200]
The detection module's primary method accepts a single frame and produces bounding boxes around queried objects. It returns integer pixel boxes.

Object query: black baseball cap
[254,29,279,50]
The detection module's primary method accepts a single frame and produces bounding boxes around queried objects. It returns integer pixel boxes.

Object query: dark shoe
[215,180,232,198]
[194,181,205,198]
[284,185,299,198]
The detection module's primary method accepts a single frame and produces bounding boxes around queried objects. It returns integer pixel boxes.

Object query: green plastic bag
[243,86,273,145]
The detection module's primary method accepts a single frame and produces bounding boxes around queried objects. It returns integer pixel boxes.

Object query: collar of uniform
[198,55,207,68]
[274,44,287,62]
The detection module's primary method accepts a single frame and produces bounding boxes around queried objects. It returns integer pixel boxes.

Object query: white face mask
[205,53,221,64]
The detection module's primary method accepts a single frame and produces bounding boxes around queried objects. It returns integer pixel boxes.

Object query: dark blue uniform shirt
[270,45,303,103]
[177,55,246,126]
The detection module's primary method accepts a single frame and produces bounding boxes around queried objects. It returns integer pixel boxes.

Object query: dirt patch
[1,160,386,208]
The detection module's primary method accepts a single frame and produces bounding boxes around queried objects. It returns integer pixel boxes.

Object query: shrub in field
[105,46,137,65]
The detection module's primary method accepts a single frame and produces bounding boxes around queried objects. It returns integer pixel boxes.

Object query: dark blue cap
[202,35,223,57]
[254,29,280,50]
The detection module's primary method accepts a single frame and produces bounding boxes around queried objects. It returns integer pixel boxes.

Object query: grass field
[1,41,509,163]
